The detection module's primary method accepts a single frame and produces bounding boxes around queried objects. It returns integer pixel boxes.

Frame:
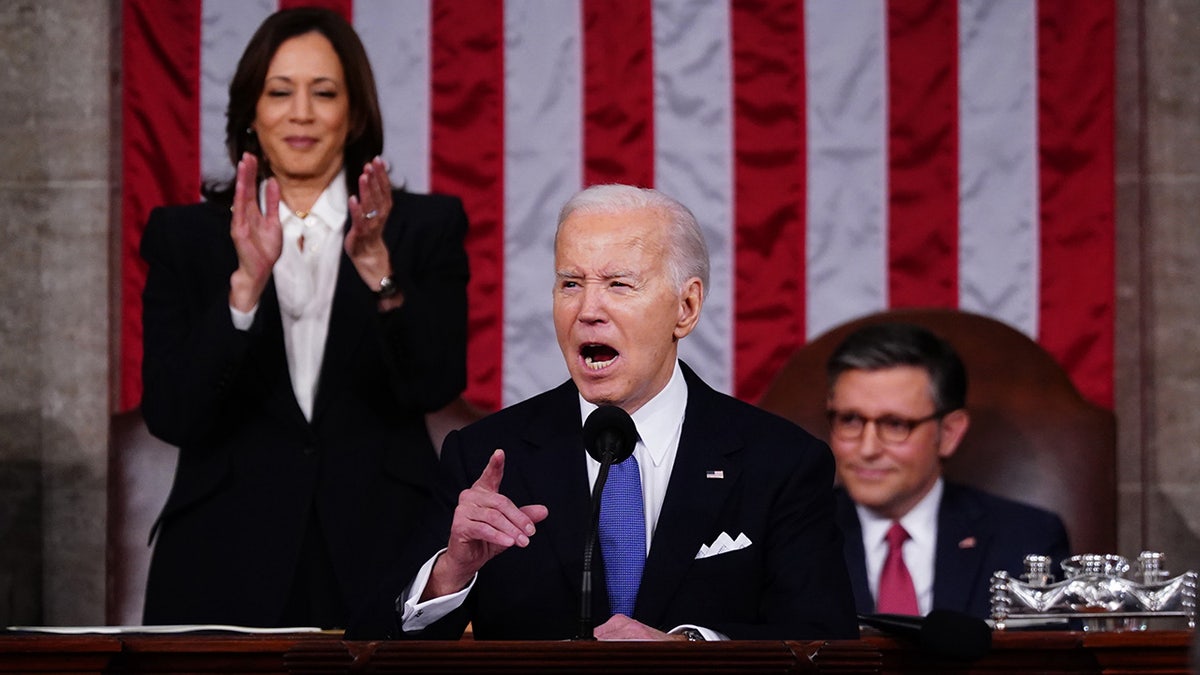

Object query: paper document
[5,624,325,635]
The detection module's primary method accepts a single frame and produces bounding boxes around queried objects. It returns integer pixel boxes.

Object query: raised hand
[228,153,282,311]
[344,156,396,296]
[423,450,549,599]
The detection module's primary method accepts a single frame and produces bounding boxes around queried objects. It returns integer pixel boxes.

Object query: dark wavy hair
[201,6,384,205]
[826,322,968,414]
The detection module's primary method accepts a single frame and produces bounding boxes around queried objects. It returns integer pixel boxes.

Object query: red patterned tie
[877,521,919,615]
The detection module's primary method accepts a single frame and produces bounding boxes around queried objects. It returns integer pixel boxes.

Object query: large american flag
[120,0,1114,414]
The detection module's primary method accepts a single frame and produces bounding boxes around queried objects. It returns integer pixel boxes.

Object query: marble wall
[0,1,113,625]
[1115,0,1200,573]
[0,0,1194,625]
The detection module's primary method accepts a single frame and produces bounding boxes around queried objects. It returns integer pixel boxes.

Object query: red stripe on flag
[279,0,352,19]
[731,0,807,402]
[886,0,959,308]
[583,0,654,188]
[431,1,505,411]
[120,0,202,411]
[1037,0,1115,408]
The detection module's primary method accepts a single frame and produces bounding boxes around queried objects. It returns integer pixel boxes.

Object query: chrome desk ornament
[990,551,1196,632]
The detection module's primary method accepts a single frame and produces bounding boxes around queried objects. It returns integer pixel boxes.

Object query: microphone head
[919,610,992,661]
[856,612,922,639]
[858,611,991,662]
[582,405,637,465]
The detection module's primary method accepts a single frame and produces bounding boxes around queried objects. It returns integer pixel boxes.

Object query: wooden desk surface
[862,629,1195,674]
[0,629,1192,674]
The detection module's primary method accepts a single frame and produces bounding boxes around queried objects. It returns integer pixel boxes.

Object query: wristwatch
[678,627,705,642]
[375,274,400,299]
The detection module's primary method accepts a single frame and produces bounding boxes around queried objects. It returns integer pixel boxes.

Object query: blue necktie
[599,454,645,617]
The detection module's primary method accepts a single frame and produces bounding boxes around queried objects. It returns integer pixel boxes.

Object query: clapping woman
[139,7,467,629]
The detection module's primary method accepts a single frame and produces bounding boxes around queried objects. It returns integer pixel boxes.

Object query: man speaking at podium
[352,184,857,641]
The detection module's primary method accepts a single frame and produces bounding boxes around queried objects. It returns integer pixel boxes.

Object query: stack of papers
[5,625,324,635]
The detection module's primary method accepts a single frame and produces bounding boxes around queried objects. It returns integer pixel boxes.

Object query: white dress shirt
[399,361,725,639]
[857,478,943,616]
[579,360,687,551]
[230,171,347,420]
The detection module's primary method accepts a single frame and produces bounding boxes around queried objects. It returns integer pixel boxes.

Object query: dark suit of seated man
[349,184,858,641]
[825,323,1070,620]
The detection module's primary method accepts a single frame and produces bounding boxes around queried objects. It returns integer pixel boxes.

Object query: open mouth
[581,343,619,371]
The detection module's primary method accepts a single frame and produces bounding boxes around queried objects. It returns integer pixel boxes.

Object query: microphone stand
[576,406,636,641]
[577,454,613,640]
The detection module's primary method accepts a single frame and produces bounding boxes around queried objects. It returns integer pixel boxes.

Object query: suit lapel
[933,484,989,614]
[209,210,304,429]
[834,489,874,614]
[249,277,310,430]
[310,249,367,423]
[635,367,742,626]
[511,383,595,603]
[311,209,405,424]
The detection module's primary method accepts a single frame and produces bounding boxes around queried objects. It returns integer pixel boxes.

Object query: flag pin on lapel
[958,536,977,549]
[706,470,724,479]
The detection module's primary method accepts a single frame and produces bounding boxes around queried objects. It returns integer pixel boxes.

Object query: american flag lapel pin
[706,470,724,479]
[958,536,977,549]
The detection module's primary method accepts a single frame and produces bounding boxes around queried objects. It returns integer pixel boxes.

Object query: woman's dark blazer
[139,189,468,627]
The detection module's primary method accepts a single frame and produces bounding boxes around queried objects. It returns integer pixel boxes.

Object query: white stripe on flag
[201,0,273,185]
[502,0,581,405]
[654,0,734,394]
[958,0,1039,337]
[804,0,889,339]
[356,0,431,193]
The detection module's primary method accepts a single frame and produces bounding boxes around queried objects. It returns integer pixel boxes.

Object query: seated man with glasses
[826,322,1069,620]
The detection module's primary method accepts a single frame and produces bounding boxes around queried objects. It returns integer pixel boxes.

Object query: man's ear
[936,409,970,460]
[673,277,704,340]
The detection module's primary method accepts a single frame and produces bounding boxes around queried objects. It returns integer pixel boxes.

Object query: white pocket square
[695,531,752,559]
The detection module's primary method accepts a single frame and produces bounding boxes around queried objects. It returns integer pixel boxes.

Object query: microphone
[576,405,638,640]
[582,404,638,465]
[857,610,992,661]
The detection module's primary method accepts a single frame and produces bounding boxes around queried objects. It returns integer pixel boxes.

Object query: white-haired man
[352,184,857,641]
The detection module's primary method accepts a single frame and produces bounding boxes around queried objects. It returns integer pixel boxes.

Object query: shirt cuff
[668,624,728,641]
[398,549,476,633]
[230,303,258,331]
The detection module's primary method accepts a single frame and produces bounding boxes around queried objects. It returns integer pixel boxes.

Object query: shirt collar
[577,360,688,469]
[857,477,944,548]
[260,169,349,232]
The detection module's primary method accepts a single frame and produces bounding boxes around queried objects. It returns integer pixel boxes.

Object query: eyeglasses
[825,409,943,444]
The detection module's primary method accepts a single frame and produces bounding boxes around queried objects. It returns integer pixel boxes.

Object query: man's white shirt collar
[577,360,687,470]
[857,478,943,549]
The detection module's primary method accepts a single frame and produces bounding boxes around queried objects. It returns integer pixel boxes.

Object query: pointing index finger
[472,449,506,493]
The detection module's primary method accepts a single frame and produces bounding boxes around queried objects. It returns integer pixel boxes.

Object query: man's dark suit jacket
[835,482,1070,620]
[352,363,859,640]
[139,190,468,627]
